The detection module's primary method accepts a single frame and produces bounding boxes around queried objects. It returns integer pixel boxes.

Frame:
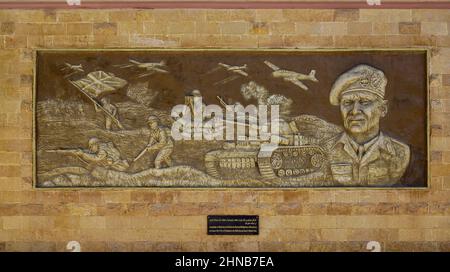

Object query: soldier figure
[144,115,174,169]
[95,97,118,131]
[74,137,129,171]
[323,64,410,186]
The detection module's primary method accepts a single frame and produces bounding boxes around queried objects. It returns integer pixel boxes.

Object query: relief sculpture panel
[34,49,428,188]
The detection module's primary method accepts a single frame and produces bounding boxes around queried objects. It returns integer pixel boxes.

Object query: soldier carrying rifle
[132,115,174,169]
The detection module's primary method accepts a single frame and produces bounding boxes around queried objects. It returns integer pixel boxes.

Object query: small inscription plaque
[207,215,259,235]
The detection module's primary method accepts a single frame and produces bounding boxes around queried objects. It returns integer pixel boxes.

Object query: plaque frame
[32,48,431,190]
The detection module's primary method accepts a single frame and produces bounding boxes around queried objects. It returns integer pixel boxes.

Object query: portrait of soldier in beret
[323,64,411,186]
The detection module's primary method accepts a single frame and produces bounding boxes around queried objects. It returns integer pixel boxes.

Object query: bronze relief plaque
[34,49,428,188]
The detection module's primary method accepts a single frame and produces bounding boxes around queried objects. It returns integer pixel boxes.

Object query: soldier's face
[148,121,157,129]
[89,143,99,153]
[340,92,387,135]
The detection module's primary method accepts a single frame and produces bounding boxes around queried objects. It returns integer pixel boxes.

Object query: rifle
[133,145,158,162]
[216,96,228,108]
[45,149,89,165]
[45,149,80,154]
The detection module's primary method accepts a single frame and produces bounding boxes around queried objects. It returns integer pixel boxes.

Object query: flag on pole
[71,71,128,97]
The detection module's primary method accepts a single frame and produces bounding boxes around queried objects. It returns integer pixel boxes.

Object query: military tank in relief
[204,115,342,183]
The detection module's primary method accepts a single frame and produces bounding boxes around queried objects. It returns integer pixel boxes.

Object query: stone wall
[0,8,449,252]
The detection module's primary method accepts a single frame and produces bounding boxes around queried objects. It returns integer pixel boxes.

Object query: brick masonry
[0,8,449,252]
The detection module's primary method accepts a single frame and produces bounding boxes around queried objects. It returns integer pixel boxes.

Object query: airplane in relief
[264,60,318,91]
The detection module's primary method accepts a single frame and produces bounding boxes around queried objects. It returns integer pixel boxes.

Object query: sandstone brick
[180,242,207,252]
[0,22,14,35]
[0,165,21,177]
[5,36,27,49]
[280,216,311,229]
[0,152,21,164]
[93,23,117,36]
[229,10,255,21]
[130,35,179,48]
[310,241,337,252]
[251,22,269,35]
[67,23,93,35]
[103,191,131,203]
[181,216,204,229]
[259,241,287,252]
[310,215,337,228]
[347,22,372,35]
[220,21,250,35]
[326,203,353,215]
[178,10,207,22]
[334,9,359,22]
[230,192,258,203]
[335,241,367,252]
[399,22,421,35]
[282,191,309,202]
[294,22,321,35]
[5,242,32,252]
[80,216,106,229]
[269,22,295,35]
[386,241,439,252]
[258,192,284,203]
[57,12,82,22]
[141,22,164,35]
[15,23,43,35]
[283,10,334,22]
[206,10,230,21]
[412,10,450,22]
[360,10,412,22]
[283,35,333,47]
[108,11,137,22]
[255,10,284,22]
[373,23,399,35]
[90,35,128,48]
[117,21,144,36]
[432,229,450,241]
[398,203,429,215]
[437,36,450,47]
[42,23,66,35]
[196,22,221,35]
[320,228,348,241]
[442,75,450,87]
[321,22,348,35]
[105,242,132,252]
[152,242,183,252]
[12,10,56,23]
[421,22,448,36]
[349,228,399,242]
[78,10,110,22]
[167,21,196,35]
[275,202,302,215]
[130,192,156,203]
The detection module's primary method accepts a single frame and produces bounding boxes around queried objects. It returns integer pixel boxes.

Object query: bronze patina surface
[34,49,428,188]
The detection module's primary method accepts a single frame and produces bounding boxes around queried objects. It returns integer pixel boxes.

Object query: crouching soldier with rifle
[48,137,129,172]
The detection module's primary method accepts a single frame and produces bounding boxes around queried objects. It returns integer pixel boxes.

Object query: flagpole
[69,80,124,129]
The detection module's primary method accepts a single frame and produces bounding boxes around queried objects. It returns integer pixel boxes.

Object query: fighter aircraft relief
[34,50,428,188]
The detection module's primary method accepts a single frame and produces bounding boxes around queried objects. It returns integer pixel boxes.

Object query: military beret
[330,64,387,106]
[147,115,159,122]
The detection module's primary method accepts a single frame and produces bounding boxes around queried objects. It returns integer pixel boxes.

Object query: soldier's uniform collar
[334,131,396,158]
